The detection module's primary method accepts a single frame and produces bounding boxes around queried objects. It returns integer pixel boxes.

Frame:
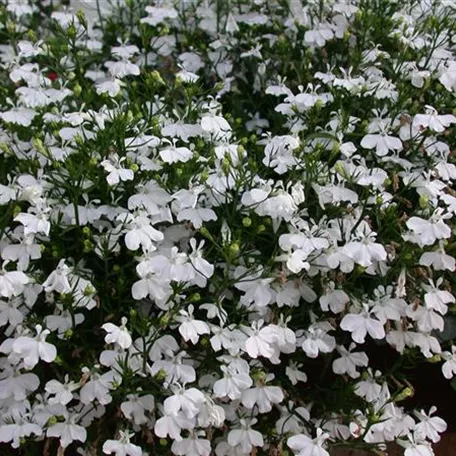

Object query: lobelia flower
[163,385,205,419]
[319,283,349,314]
[0,298,25,327]
[422,278,455,315]
[412,105,456,133]
[353,369,383,402]
[340,304,385,344]
[188,239,214,287]
[45,375,79,406]
[241,374,284,413]
[0,416,42,448]
[213,365,253,400]
[122,212,164,251]
[285,362,308,385]
[332,344,369,379]
[0,365,39,401]
[244,320,277,359]
[413,407,447,443]
[287,428,330,456]
[102,431,142,456]
[102,317,133,350]
[404,209,452,247]
[397,432,435,456]
[121,394,155,425]
[154,409,195,441]
[227,419,264,454]
[14,207,51,237]
[171,430,212,456]
[342,232,387,268]
[132,260,172,304]
[441,346,456,379]
[47,416,87,448]
[41,259,72,294]
[175,305,210,344]
[1,233,41,271]
[301,323,336,358]
[0,267,29,298]
[12,324,57,369]
[101,154,134,186]
[79,367,118,405]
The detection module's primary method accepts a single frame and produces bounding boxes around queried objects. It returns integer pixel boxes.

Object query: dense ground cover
[0,0,456,455]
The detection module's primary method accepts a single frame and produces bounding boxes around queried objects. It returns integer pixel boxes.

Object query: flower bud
[419,194,429,209]
[155,369,168,382]
[242,217,252,227]
[426,354,441,363]
[199,226,214,241]
[73,83,82,97]
[394,386,414,402]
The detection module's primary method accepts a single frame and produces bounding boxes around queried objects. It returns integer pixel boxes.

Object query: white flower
[241,379,284,413]
[441,346,456,379]
[175,305,210,344]
[405,210,451,246]
[45,375,79,406]
[0,418,42,448]
[47,417,87,448]
[123,213,164,251]
[301,324,336,358]
[42,259,72,294]
[0,368,39,400]
[414,407,447,443]
[160,144,193,163]
[164,385,205,419]
[361,131,402,157]
[0,269,29,298]
[244,320,277,359]
[287,428,330,456]
[422,278,454,315]
[227,419,264,454]
[340,305,385,344]
[15,210,50,237]
[12,324,57,369]
[102,317,132,349]
[413,106,456,132]
[80,369,117,405]
[342,233,387,267]
[154,410,195,441]
[213,365,253,400]
[171,431,211,456]
[121,394,155,425]
[101,154,134,186]
[332,344,369,379]
[102,431,142,456]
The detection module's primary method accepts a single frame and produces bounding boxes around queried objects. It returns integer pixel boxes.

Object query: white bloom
[101,155,134,186]
[441,346,456,379]
[102,431,142,456]
[12,324,57,369]
[227,419,264,454]
[102,317,132,349]
[175,305,210,344]
[47,418,87,448]
[0,269,29,298]
[340,305,385,344]
[287,428,330,456]
[414,407,447,443]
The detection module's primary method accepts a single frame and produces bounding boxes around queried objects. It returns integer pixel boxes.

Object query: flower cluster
[0,0,455,455]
